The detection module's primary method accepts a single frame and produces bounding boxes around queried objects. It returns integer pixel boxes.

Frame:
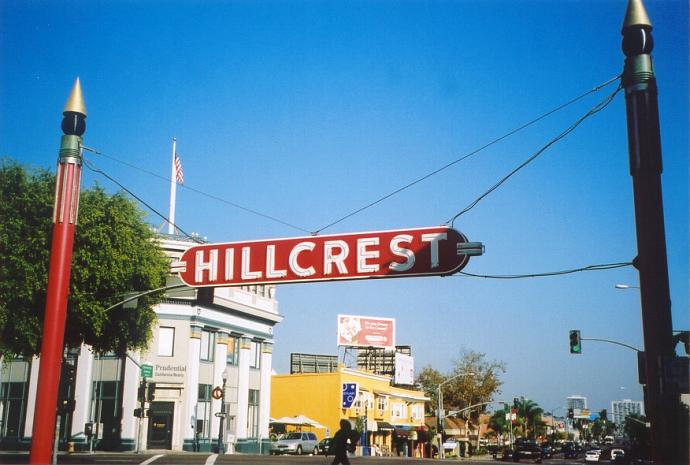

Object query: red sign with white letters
[172,226,473,287]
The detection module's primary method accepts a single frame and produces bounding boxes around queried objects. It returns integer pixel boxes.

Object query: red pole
[29,78,86,465]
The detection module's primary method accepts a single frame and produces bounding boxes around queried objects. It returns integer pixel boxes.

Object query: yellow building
[271,366,429,456]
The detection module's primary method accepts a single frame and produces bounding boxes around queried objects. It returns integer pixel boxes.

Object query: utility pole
[620,1,686,464]
[30,79,87,465]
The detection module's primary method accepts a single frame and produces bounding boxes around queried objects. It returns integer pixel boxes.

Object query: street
[0,453,595,465]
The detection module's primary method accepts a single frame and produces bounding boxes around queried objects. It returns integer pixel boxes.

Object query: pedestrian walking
[328,419,359,465]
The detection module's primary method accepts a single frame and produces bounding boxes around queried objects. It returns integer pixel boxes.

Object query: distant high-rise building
[567,395,587,411]
[611,399,645,426]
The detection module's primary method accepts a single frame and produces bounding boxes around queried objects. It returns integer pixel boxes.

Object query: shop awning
[376,421,394,431]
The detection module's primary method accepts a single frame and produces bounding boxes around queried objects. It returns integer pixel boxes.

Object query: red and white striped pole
[29,78,87,464]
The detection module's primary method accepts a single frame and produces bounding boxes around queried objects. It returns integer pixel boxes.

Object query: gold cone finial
[63,77,87,117]
[623,0,652,29]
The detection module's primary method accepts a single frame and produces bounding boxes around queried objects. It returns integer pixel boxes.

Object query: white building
[566,395,587,411]
[0,237,282,453]
[611,399,644,428]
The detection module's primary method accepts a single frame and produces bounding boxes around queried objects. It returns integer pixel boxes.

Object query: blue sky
[1,0,687,414]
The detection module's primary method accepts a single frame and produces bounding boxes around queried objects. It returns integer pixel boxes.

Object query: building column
[235,337,251,439]
[70,345,94,446]
[211,332,228,443]
[23,356,40,439]
[184,325,202,450]
[258,342,273,439]
[120,352,140,451]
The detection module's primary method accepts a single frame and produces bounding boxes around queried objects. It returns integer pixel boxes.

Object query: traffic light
[138,380,146,402]
[567,408,574,419]
[147,382,156,402]
[58,363,76,402]
[569,330,582,354]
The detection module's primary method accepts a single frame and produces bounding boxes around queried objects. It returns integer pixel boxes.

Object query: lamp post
[30,79,87,465]
[218,369,228,454]
[436,371,475,460]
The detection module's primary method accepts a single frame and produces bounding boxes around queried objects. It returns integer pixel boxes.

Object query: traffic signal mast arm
[580,337,641,353]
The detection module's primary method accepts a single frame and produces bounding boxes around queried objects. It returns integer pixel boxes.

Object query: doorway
[147,402,174,449]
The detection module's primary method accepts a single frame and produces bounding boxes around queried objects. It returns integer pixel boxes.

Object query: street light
[218,369,228,454]
[615,284,640,289]
[436,371,475,460]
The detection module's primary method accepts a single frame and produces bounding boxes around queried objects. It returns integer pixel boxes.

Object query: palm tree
[514,398,544,439]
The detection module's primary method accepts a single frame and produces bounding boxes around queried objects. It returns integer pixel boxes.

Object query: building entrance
[147,402,174,449]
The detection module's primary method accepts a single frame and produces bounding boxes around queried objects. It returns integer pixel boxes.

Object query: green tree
[0,160,170,357]
[416,349,506,414]
[513,397,544,439]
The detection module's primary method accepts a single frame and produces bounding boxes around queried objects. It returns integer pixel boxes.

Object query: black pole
[620,1,685,464]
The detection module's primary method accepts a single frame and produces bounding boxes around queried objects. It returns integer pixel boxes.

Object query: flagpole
[167,137,177,235]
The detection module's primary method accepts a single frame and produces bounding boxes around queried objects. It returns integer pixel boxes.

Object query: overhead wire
[311,74,622,234]
[82,158,204,243]
[447,83,623,227]
[456,262,633,279]
[82,146,312,234]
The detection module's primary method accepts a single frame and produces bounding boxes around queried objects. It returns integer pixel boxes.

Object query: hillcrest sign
[172,226,483,288]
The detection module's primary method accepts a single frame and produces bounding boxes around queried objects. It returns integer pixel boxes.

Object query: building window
[227,336,239,366]
[411,404,424,420]
[0,382,27,440]
[249,341,261,369]
[91,381,121,446]
[200,330,215,362]
[158,327,175,357]
[390,402,407,420]
[376,396,388,413]
[247,389,260,438]
[196,384,212,440]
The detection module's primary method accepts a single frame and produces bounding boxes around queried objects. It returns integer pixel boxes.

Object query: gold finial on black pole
[621,2,687,464]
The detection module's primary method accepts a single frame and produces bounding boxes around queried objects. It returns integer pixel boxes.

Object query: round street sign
[212,386,223,400]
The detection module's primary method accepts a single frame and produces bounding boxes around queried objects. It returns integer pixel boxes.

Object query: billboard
[337,314,395,349]
[394,352,415,385]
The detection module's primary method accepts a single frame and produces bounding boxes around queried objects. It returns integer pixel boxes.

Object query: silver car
[270,432,319,455]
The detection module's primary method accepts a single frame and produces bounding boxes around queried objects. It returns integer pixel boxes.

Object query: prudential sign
[172,226,482,288]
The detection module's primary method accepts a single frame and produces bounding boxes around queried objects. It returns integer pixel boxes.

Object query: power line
[447,83,622,227]
[82,146,312,234]
[456,262,632,279]
[312,74,622,234]
[82,158,203,243]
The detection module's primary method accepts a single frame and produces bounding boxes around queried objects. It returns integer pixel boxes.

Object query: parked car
[317,437,333,455]
[270,432,319,455]
[500,447,515,461]
[610,448,626,463]
[563,442,579,459]
[585,448,602,463]
[540,444,554,459]
[513,441,542,463]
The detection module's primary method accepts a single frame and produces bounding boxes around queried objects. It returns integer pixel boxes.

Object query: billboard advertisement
[394,352,415,385]
[337,314,395,349]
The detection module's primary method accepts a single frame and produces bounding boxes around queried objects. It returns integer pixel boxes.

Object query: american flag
[174,152,184,184]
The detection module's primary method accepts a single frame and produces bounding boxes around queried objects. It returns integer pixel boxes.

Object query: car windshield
[284,433,302,440]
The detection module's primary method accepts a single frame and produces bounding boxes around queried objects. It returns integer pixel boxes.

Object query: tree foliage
[0,160,170,357]
[416,349,506,413]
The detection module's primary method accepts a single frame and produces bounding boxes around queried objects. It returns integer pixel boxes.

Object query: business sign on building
[342,383,358,408]
[172,226,479,288]
[337,315,395,349]
[394,353,415,385]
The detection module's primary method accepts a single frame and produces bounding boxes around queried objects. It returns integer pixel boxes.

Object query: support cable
[456,261,632,279]
[82,158,203,243]
[312,75,621,234]
[447,84,622,227]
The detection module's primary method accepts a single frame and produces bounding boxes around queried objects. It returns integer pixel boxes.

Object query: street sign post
[172,226,481,288]
[140,364,153,379]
